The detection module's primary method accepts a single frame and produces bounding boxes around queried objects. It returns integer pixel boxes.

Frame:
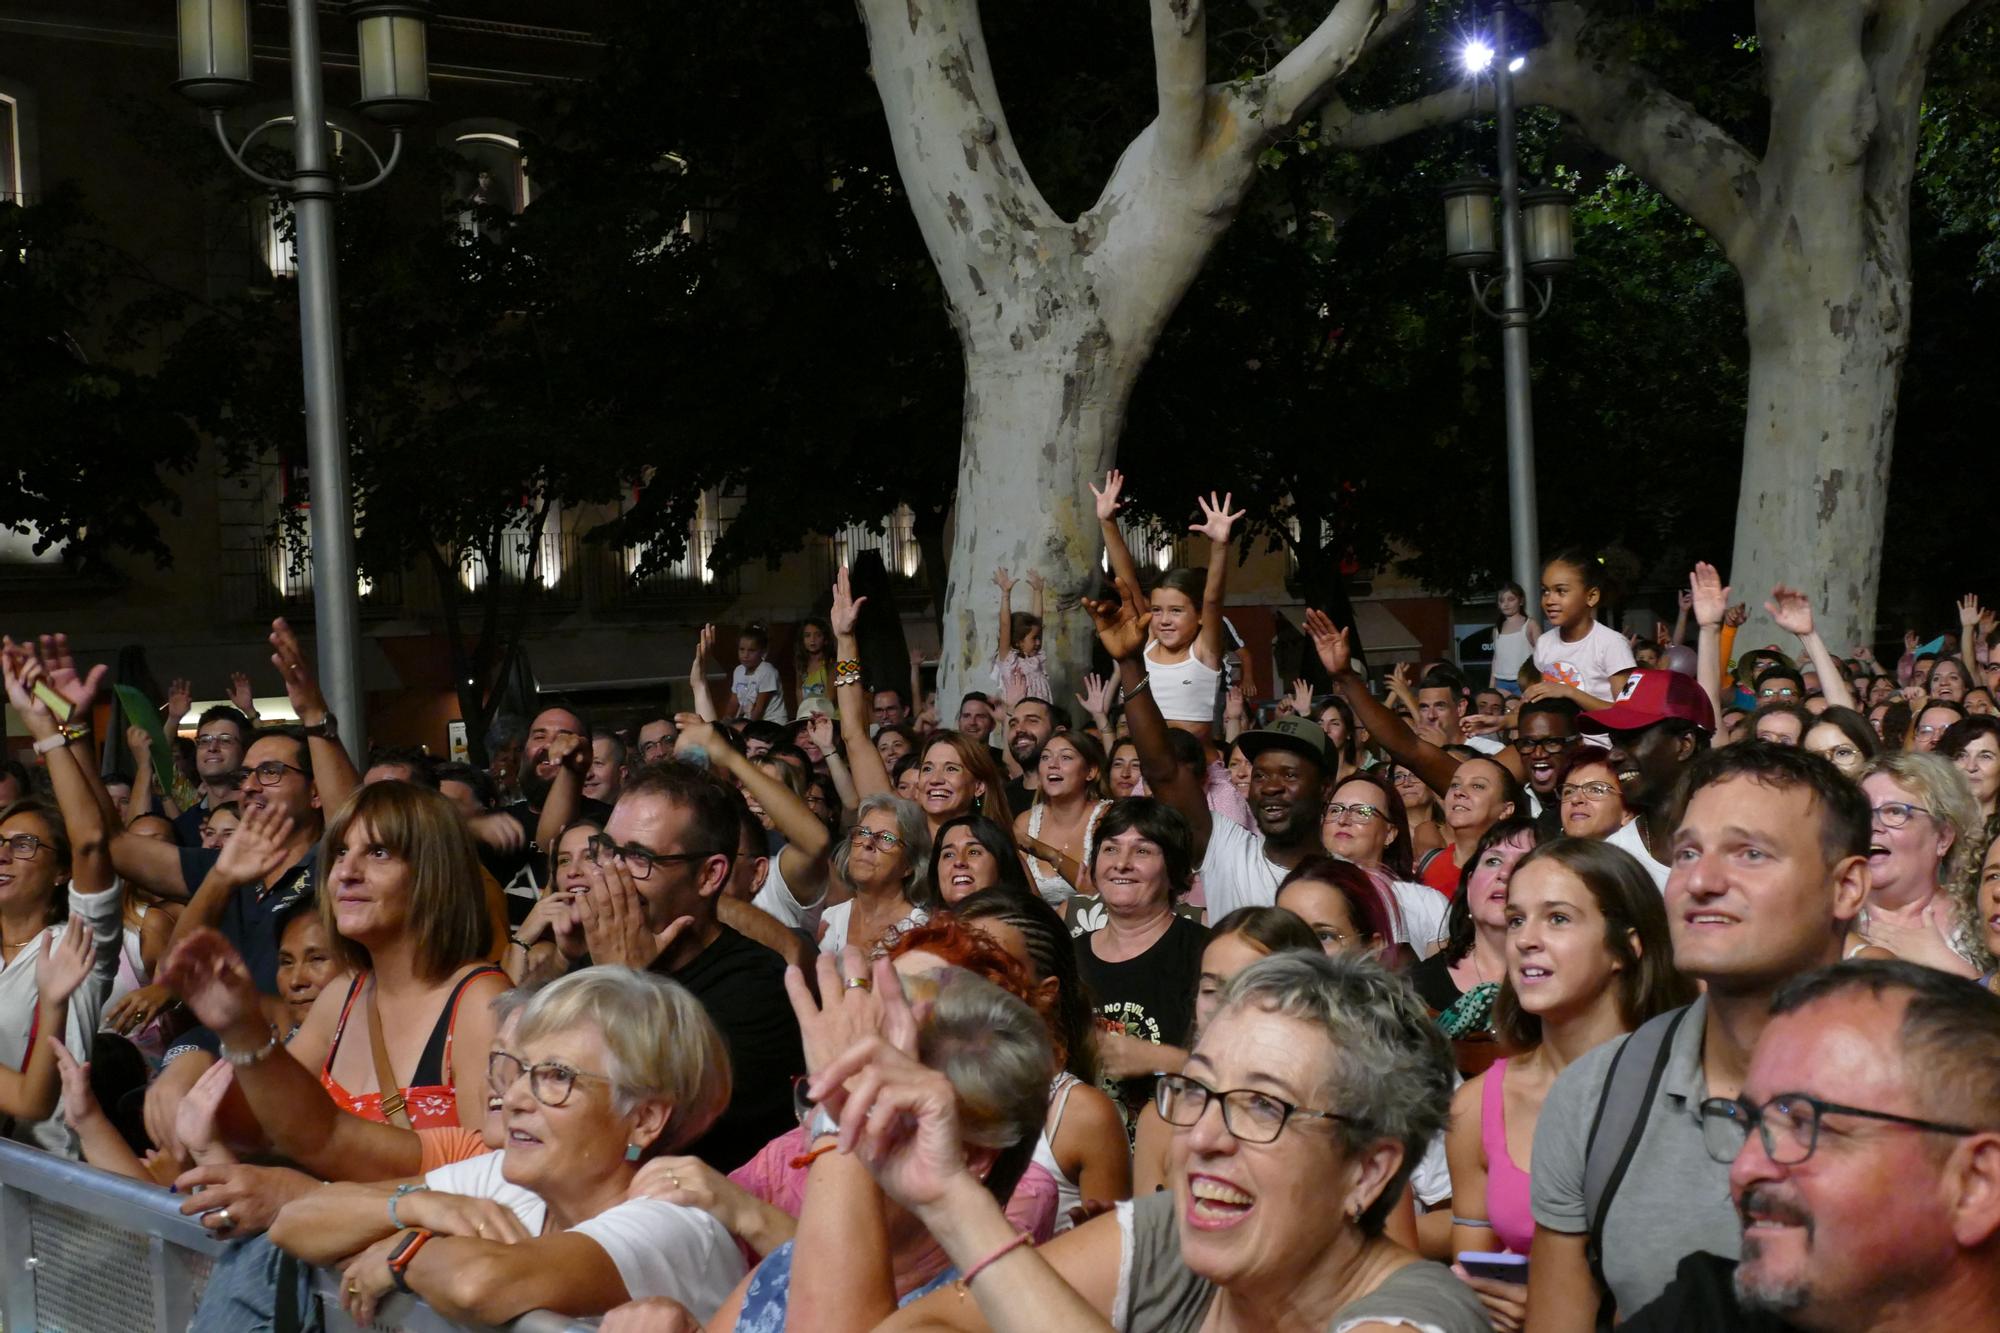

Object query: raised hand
[673,714,724,761]
[1959,594,1983,629]
[1081,574,1152,663]
[214,800,296,888]
[1024,569,1045,596]
[785,949,906,1077]
[547,729,590,781]
[126,725,154,760]
[159,929,263,1038]
[1766,585,1818,639]
[1690,563,1730,629]
[226,671,258,720]
[830,566,868,637]
[1724,603,1747,629]
[1301,609,1353,676]
[806,713,837,758]
[1000,669,1029,710]
[1089,469,1125,522]
[36,922,95,1008]
[1678,590,1693,613]
[174,1059,239,1164]
[266,618,329,724]
[1075,673,1114,720]
[0,640,58,739]
[37,632,109,716]
[1653,620,1672,648]
[1190,490,1246,544]
[1905,630,1922,655]
[49,1039,103,1131]
[991,566,1015,594]
[1289,679,1315,717]
[165,678,194,728]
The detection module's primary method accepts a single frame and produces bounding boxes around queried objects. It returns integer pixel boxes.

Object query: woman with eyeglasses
[1852,753,1984,976]
[0,647,126,1151]
[1317,775,1450,957]
[269,968,743,1325]
[1973,837,1999,993]
[1551,747,1636,841]
[1803,705,1878,780]
[1446,839,1693,1330]
[856,952,1489,1333]
[818,793,934,956]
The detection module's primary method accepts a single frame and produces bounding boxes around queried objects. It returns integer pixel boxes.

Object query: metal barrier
[0,1141,590,1333]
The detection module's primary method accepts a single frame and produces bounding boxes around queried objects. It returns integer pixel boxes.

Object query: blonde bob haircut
[515,967,732,1155]
[319,781,493,981]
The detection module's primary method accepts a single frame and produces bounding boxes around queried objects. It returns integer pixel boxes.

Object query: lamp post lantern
[172,0,431,761]
[1441,2,1574,609]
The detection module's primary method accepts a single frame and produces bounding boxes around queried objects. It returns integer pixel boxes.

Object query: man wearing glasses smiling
[1619,959,2000,1333]
[571,764,804,1171]
[168,704,252,847]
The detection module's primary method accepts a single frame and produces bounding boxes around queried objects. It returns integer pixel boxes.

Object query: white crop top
[1142,641,1221,723]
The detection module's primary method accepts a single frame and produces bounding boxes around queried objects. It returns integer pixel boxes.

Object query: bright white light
[1508,55,1526,73]
[1462,39,1495,73]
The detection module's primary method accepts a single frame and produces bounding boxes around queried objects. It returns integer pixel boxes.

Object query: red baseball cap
[1578,669,1716,734]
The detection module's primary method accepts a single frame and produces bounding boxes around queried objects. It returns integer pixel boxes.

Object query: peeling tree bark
[857,0,1413,706]
[1501,0,1984,652]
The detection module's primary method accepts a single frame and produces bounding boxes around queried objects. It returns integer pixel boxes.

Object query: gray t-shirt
[1529,996,1740,1316]
[1113,1192,1489,1333]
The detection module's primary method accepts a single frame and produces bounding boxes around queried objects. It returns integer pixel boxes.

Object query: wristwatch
[299,712,339,740]
[385,1228,433,1294]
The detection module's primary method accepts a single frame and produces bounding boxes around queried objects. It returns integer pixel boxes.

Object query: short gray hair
[831,793,934,904]
[516,966,732,1155]
[920,968,1052,1148]
[1214,952,1453,1235]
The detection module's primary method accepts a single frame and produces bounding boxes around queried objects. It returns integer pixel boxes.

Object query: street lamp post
[173,0,430,761]
[1443,3,1574,606]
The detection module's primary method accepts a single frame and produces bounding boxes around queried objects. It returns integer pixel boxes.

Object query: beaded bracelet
[957,1231,1032,1292]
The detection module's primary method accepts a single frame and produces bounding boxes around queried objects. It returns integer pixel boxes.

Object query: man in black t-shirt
[577,762,805,1172]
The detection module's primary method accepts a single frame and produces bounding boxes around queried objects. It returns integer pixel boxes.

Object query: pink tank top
[1479,1058,1536,1256]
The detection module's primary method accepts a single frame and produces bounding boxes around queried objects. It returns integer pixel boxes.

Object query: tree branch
[1151,0,1209,167]
[1319,81,1491,149]
[1260,0,1416,132]
[1511,3,1764,260]
[855,0,1059,315]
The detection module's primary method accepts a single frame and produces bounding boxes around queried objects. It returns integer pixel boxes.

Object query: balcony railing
[242,536,404,619]
[595,522,738,607]
[808,508,932,594]
[457,529,583,609]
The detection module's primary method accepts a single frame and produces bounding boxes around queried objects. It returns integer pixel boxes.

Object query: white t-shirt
[1381,879,1450,958]
[817,900,928,954]
[424,1152,744,1321]
[1531,621,1635,702]
[730,661,789,725]
[1197,818,1291,918]
[1604,817,1671,891]
[752,853,827,934]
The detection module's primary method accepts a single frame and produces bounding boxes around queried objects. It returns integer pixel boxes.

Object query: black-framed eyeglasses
[1560,781,1620,802]
[488,1050,615,1109]
[1322,802,1383,824]
[1698,1092,1982,1166]
[1870,801,1932,829]
[637,738,674,759]
[1515,735,1578,755]
[0,833,47,860]
[227,760,308,788]
[584,833,708,882]
[848,827,905,852]
[1154,1071,1349,1145]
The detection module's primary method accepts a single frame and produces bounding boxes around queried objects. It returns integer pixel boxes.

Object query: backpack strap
[1580,1005,1691,1324]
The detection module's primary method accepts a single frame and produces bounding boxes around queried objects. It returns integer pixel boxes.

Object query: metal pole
[1492,5,1542,604]
[285,0,365,761]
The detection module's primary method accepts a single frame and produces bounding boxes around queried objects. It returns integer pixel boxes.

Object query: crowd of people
[0,480,1996,1333]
